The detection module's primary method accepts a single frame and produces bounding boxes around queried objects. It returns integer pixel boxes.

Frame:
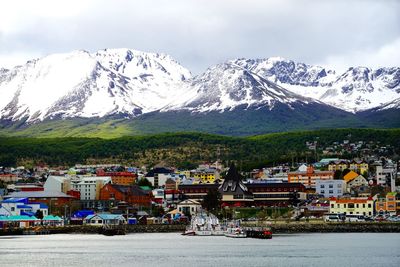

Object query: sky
[0,0,399,74]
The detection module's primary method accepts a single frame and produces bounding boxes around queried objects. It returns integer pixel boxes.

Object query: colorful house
[375,192,397,215]
[349,160,368,174]
[99,184,152,208]
[288,166,334,189]
[343,171,368,192]
[329,197,374,217]
[328,160,349,172]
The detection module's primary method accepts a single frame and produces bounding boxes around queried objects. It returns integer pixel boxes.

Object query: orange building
[99,184,151,207]
[375,192,397,215]
[288,166,334,188]
[97,169,136,185]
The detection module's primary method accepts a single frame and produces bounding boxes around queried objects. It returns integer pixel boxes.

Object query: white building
[177,199,202,216]
[44,176,70,193]
[316,180,346,198]
[0,197,48,216]
[71,176,112,200]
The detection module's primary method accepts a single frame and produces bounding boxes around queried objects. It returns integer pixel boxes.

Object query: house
[218,164,253,207]
[349,160,368,174]
[84,213,126,226]
[375,192,397,215]
[70,210,95,225]
[0,215,39,228]
[191,168,220,184]
[0,198,48,217]
[288,166,334,188]
[99,184,152,208]
[328,160,349,172]
[329,197,374,217]
[316,180,346,198]
[177,199,202,216]
[71,176,112,201]
[343,171,368,193]
[145,167,174,188]
[3,191,76,214]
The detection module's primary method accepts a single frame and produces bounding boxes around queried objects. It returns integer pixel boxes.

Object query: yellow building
[329,197,374,216]
[349,160,368,174]
[328,161,349,172]
[191,169,219,184]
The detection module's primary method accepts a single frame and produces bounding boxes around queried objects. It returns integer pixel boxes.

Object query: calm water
[0,233,399,267]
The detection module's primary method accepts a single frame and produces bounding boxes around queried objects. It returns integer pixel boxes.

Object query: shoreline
[1,223,400,236]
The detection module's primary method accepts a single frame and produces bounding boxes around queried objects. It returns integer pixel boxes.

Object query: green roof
[0,215,39,221]
[43,215,63,221]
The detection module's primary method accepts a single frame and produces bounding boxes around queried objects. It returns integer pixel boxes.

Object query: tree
[136,178,153,188]
[202,189,222,213]
[334,170,343,180]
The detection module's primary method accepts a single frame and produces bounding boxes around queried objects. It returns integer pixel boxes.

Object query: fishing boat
[224,226,246,238]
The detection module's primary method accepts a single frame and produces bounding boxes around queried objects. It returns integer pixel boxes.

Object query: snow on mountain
[0,49,191,122]
[233,58,400,112]
[162,60,315,113]
[0,50,399,124]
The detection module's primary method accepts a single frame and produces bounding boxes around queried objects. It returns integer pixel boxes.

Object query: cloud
[0,0,399,73]
[323,37,400,71]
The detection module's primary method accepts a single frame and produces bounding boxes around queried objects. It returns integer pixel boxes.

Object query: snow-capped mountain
[0,49,399,127]
[163,60,318,112]
[232,58,400,112]
[0,49,191,122]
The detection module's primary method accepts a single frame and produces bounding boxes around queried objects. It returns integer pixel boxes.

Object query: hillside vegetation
[0,129,399,170]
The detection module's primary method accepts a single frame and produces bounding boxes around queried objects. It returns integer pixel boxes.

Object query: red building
[100,184,151,207]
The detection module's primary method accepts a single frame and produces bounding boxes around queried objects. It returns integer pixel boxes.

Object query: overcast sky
[0,0,399,74]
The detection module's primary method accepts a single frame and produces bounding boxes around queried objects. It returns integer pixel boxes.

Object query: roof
[343,171,360,182]
[17,205,32,209]
[2,197,28,203]
[4,191,74,199]
[330,197,372,203]
[145,167,173,177]
[106,184,148,196]
[0,215,39,221]
[43,215,63,221]
[85,213,125,220]
[178,199,201,206]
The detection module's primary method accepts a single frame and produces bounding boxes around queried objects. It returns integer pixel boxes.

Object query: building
[71,176,112,201]
[99,184,152,208]
[329,197,374,217]
[96,169,136,185]
[328,160,349,172]
[349,160,368,174]
[84,213,126,226]
[178,184,218,202]
[316,180,346,198]
[0,197,48,217]
[177,199,202,216]
[343,171,368,193]
[0,174,18,183]
[191,168,220,184]
[218,164,253,207]
[288,166,334,188]
[246,182,306,207]
[375,192,397,215]
[145,167,174,188]
[3,191,76,214]
[44,176,70,193]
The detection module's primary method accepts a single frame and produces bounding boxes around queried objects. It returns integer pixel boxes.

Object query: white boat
[224,226,247,238]
[182,211,223,236]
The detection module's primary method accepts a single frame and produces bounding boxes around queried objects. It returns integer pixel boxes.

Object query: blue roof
[2,198,28,204]
[72,210,95,218]
[85,213,125,220]
[29,203,49,209]
[17,205,32,209]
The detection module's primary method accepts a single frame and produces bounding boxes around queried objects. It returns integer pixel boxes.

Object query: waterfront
[0,233,399,267]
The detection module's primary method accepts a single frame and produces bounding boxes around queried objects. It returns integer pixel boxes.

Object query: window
[337,184,342,188]
[368,204,371,208]
[344,204,347,208]
[321,190,325,194]
[356,204,359,208]
[331,204,334,208]
[363,204,365,208]
[348,203,354,208]
[11,207,15,211]
[329,190,333,194]
[329,184,333,188]
[338,190,342,194]
[320,185,325,188]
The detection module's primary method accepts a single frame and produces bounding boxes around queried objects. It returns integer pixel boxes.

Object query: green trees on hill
[0,128,399,170]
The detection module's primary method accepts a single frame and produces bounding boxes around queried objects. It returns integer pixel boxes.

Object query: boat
[182,211,223,236]
[224,226,246,238]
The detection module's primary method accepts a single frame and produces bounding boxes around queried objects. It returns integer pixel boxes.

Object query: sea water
[0,233,399,266]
